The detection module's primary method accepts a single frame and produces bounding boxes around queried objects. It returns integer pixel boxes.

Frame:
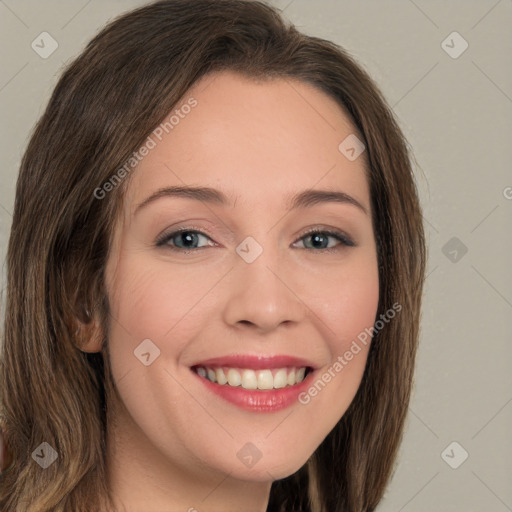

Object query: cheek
[307,248,380,352]
[298,251,379,417]
[107,253,207,346]
[104,249,231,395]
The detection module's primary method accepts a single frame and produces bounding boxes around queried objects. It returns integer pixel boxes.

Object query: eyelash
[155,226,355,254]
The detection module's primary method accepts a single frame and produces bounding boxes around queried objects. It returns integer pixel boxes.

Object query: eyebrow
[134,185,368,216]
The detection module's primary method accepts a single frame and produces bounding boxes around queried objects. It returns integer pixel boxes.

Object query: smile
[189,354,318,412]
[193,366,310,390]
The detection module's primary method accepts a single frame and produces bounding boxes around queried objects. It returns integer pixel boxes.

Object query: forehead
[124,70,369,215]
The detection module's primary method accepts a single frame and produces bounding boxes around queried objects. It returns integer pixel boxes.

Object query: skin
[84,70,379,512]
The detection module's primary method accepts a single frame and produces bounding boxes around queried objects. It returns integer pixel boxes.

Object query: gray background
[1,0,511,510]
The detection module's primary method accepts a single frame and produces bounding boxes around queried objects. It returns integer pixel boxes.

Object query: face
[101,70,379,483]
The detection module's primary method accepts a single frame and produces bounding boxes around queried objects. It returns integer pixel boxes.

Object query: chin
[214,449,312,483]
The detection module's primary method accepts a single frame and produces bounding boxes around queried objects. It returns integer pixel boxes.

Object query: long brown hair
[0,1,426,510]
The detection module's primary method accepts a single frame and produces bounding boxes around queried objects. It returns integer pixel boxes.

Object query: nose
[222,241,305,334]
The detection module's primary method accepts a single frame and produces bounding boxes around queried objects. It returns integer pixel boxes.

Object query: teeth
[241,369,258,390]
[257,370,273,390]
[195,366,309,389]
[207,368,216,383]
[273,368,287,389]
[227,368,241,387]
[215,368,227,385]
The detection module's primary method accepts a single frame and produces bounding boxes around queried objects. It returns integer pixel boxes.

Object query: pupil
[312,234,327,248]
[181,232,196,247]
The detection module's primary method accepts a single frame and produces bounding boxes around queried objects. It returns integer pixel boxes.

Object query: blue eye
[155,228,355,253]
[295,229,355,251]
[155,229,213,251]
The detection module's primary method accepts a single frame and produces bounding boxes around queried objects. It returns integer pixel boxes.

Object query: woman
[0,0,426,510]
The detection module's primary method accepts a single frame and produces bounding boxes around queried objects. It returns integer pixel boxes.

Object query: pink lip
[191,354,316,370]
[190,354,316,413]
[191,368,315,412]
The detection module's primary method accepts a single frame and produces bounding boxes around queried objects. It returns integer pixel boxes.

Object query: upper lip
[191,354,317,370]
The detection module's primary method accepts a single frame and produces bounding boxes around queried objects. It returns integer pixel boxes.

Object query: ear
[73,308,104,353]
[77,319,104,353]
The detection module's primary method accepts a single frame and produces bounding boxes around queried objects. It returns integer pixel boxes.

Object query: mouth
[189,354,317,412]
[191,365,313,390]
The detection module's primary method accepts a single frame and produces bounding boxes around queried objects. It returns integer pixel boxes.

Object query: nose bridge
[222,231,303,331]
[237,232,283,291]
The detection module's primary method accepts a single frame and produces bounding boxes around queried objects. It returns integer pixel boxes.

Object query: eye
[155,228,215,252]
[156,227,355,254]
[293,228,355,252]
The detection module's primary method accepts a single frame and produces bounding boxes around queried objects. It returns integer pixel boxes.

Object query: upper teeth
[195,366,307,390]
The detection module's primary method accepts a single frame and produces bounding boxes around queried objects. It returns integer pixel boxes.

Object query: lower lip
[191,369,314,412]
